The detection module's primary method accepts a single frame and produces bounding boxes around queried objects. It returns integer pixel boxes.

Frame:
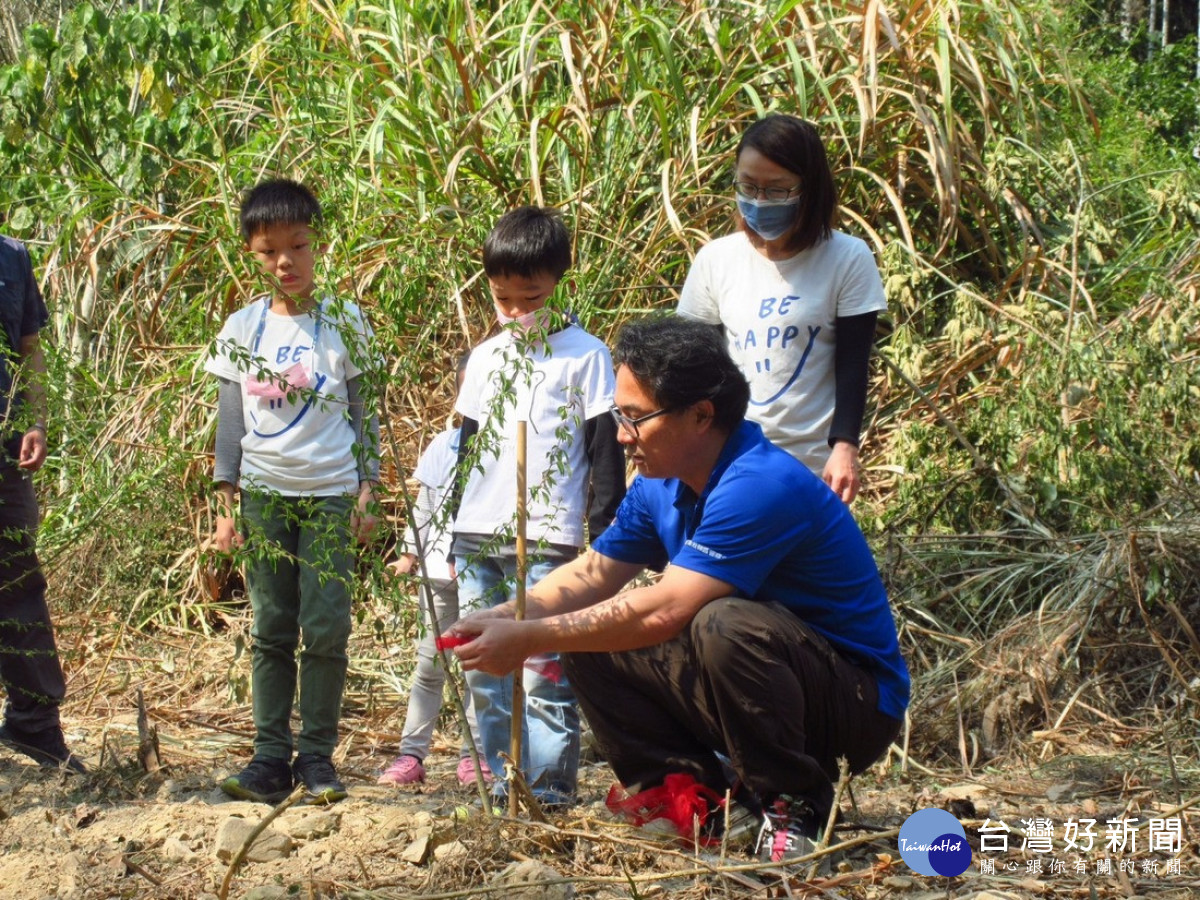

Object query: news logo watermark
[898,808,973,876]
[897,808,1187,881]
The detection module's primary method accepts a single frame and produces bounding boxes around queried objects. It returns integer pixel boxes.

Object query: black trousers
[563,597,901,819]
[0,445,65,735]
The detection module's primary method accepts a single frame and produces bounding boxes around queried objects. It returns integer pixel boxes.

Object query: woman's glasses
[733,181,802,202]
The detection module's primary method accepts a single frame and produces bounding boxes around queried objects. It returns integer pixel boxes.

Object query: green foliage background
[0,0,1198,630]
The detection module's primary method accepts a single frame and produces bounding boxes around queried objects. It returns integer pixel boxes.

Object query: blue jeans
[455,549,579,803]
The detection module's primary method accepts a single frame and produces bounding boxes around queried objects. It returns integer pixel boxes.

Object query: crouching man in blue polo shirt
[448,316,908,862]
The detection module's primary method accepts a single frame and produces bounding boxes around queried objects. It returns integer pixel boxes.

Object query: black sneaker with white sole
[292,753,347,805]
[220,756,293,803]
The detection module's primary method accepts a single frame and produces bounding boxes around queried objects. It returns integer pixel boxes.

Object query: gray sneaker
[694,796,762,850]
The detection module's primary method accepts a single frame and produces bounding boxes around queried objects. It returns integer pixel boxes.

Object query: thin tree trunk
[1148,0,1158,57]
[1121,0,1135,42]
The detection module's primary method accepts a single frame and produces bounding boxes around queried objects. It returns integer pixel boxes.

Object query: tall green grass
[0,0,1197,629]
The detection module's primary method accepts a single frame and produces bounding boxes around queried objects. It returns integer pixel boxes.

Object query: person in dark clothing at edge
[0,232,86,774]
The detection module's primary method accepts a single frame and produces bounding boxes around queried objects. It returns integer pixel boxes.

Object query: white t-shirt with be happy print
[205,296,372,496]
[678,230,886,473]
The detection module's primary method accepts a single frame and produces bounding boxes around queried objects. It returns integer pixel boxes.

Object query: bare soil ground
[2,602,1198,900]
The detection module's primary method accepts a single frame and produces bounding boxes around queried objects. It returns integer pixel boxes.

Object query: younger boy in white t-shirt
[205,179,379,805]
[451,206,626,808]
[378,352,488,787]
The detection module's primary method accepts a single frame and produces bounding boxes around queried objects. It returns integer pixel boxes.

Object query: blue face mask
[736,195,800,241]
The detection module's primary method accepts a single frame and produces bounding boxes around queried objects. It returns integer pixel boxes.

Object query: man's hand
[450,616,533,677]
[17,427,46,471]
[823,440,861,504]
[16,334,47,472]
[447,602,516,636]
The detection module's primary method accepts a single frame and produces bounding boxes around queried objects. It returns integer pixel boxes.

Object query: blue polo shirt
[592,420,909,720]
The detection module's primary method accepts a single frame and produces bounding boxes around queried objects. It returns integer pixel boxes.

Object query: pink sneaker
[456,755,494,785]
[378,754,426,785]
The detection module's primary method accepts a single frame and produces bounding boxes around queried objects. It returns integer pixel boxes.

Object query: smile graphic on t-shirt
[743,321,820,407]
[250,371,329,438]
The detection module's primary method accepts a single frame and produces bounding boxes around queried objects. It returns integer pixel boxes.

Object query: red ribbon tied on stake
[434,634,470,651]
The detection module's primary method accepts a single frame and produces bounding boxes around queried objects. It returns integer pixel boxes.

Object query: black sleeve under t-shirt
[829,311,878,447]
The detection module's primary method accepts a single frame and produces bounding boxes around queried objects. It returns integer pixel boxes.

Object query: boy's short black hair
[240,179,323,241]
[614,316,750,433]
[482,206,571,280]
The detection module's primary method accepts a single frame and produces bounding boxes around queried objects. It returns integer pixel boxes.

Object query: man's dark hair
[483,206,571,280]
[736,114,837,252]
[614,317,749,433]
[240,179,323,241]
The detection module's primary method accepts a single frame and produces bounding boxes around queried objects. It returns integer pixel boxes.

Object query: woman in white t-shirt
[677,114,886,503]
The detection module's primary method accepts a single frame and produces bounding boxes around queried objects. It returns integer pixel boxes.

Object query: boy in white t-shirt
[451,207,626,809]
[205,179,380,805]
[378,352,489,787]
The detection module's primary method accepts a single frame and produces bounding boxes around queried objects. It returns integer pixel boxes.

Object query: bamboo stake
[511,419,528,817]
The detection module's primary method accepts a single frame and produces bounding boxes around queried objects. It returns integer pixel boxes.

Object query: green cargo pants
[241,491,355,759]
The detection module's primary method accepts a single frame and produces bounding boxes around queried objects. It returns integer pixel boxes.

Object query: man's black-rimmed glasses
[609,405,672,439]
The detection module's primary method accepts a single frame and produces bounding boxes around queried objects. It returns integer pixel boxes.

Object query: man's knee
[690,595,741,626]
[689,596,761,664]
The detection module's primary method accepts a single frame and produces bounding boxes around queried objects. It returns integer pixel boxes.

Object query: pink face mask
[495,304,553,332]
[245,361,313,399]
